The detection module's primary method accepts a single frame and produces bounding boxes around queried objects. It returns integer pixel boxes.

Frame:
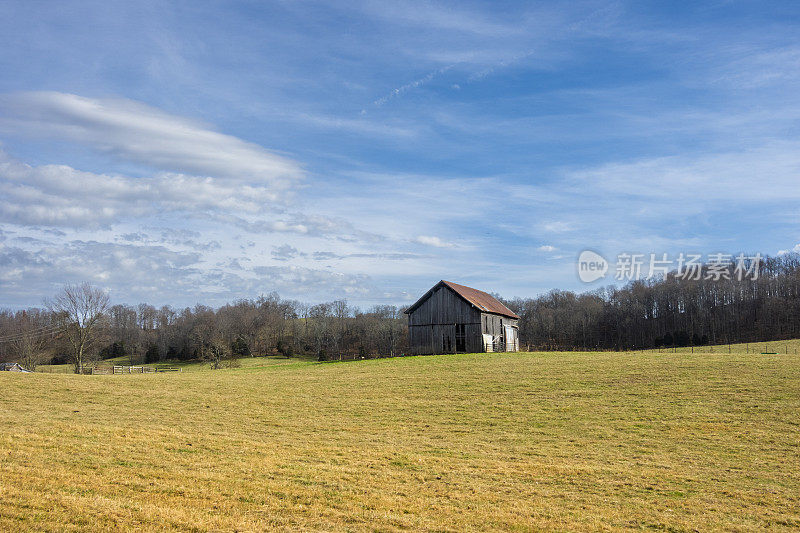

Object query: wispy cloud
[413,235,456,248]
[288,112,416,137]
[373,65,455,106]
[271,244,303,261]
[1,2,800,307]
[0,92,304,187]
[358,1,520,37]
[571,141,800,203]
[0,150,289,227]
[216,212,384,241]
[0,238,394,306]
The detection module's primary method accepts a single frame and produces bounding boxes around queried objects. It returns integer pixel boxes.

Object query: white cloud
[250,265,375,299]
[0,91,303,188]
[0,238,391,306]
[777,244,800,255]
[359,1,519,37]
[0,149,390,245]
[0,150,289,227]
[413,235,456,248]
[537,245,557,252]
[287,112,415,137]
[709,45,800,89]
[220,212,383,241]
[571,142,800,202]
[271,244,303,261]
[542,221,573,233]
[0,240,201,297]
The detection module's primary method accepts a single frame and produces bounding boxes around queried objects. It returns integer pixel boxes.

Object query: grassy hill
[34,354,317,374]
[2,351,799,531]
[643,338,800,355]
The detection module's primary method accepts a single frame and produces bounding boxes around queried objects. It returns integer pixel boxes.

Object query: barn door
[455,324,466,352]
[504,325,516,351]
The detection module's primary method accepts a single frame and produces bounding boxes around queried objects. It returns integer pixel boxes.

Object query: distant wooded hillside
[503,253,800,350]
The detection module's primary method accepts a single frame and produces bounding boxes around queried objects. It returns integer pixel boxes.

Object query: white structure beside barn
[404,280,520,355]
[0,362,31,372]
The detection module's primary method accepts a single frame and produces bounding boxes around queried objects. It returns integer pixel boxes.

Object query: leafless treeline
[2,253,799,368]
[0,290,407,370]
[504,253,800,350]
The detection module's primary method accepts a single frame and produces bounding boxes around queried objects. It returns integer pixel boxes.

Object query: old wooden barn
[404,280,520,355]
[0,362,31,372]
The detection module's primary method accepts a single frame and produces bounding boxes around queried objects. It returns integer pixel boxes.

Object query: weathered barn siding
[408,284,483,354]
[406,281,520,355]
[0,362,29,372]
[480,313,519,351]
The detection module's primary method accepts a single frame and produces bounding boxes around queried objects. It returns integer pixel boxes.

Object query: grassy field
[35,354,310,374]
[643,338,800,355]
[2,351,799,531]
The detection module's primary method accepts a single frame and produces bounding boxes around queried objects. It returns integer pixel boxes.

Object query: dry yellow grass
[2,351,799,531]
[644,338,800,355]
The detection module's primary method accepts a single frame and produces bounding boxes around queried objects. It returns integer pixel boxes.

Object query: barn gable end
[404,281,519,355]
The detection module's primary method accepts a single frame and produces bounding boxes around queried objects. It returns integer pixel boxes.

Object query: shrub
[231,337,251,358]
[277,340,293,358]
[145,345,160,364]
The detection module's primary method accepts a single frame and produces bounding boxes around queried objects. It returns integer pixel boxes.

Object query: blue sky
[1,0,799,308]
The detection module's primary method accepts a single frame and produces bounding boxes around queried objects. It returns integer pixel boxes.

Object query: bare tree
[200,337,240,369]
[47,283,109,374]
[9,310,52,371]
[107,304,140,364]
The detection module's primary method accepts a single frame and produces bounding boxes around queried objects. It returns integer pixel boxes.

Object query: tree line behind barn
[502,252,800,351]
[0,291,407,371]
[2,252,800,371]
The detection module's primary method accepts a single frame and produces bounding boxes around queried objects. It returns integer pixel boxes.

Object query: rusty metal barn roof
[404,280,520,319]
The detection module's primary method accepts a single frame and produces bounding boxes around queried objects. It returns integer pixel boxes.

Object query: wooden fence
[90,365,182,375]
